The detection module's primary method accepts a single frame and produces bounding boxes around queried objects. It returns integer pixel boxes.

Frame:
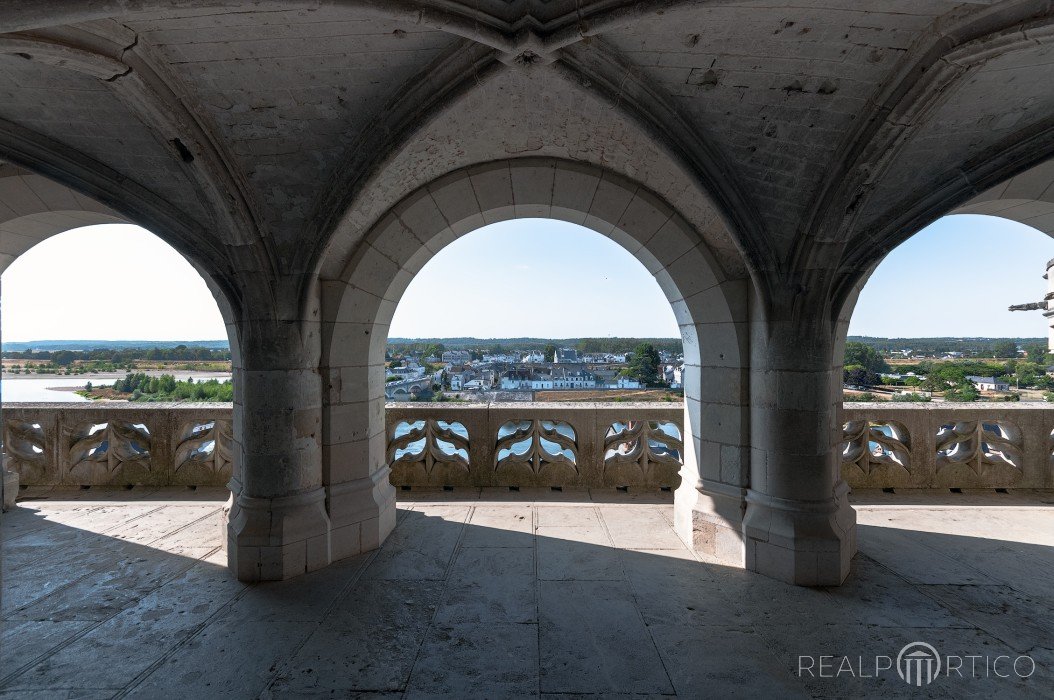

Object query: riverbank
[2,370,232,402]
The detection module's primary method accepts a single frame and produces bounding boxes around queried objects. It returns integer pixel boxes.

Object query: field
[534,389,682,402]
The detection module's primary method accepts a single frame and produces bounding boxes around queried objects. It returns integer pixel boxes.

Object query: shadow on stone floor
[2,497,1054,698]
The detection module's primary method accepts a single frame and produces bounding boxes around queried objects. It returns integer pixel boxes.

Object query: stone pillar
[225,316,332,582]
[0,280,13,512]
[672,283,751,566]
[2,454,17,511]
[318,283,397,563]
[742,290,857,586]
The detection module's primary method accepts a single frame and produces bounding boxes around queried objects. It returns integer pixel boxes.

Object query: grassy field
[534,389,682,402]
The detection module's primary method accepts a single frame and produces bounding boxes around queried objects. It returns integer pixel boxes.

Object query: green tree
[543,344,557,363]
[577,338,603,354]
[1014,361,1041,388]
[992,340,1018,358]
[945,381,980,402]
[626,343,661,386]
[1024,342,1049,363]
[843,342,890,374]
[843,365,878,387]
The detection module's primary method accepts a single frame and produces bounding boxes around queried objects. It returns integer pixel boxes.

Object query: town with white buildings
[383,343,683,401]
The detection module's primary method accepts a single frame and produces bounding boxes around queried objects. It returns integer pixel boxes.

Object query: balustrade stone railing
[841,403,1054,489]
[2,403,233,487]
[7,401,1052,492]
[386,402,685,489]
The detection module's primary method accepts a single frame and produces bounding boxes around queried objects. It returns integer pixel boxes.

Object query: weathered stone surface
[3,490,1054,696]
[3,2,1054,590]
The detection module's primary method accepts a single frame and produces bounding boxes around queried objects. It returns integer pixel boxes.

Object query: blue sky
[2,215,1052,341]
[851,214,1054,337]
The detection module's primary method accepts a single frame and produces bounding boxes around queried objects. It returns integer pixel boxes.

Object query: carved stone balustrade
[9,401,1053,492]
[2,403,234,487]
[842,402,1054,489]
[386,402,685,489]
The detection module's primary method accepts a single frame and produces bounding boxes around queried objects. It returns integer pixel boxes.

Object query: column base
[2,462,18,511]
[219,485,236,554]
[675,478,746,566]
[326,466,397,561]
[742,481,857,586]
[227,487,332,582]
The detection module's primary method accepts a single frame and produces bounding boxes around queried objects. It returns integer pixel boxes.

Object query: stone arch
[837,155,1054,342]
[0,165,239,330]
[0,168,242,507]
[317,157,752,564]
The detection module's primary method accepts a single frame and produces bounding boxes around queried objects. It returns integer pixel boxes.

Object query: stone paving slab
[3,489,1054,697]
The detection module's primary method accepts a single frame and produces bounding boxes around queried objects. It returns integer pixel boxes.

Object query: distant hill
[387,337,683,353]
[847,336,1046,355]
[387,337,680,346]
[1,340,229,352]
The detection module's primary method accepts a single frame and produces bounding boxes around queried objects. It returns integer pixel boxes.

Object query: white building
[449,369,478,391]
[441,350,472,365]
[551,368,596,389]
[966,375,1010,392]
[667,364,684,389]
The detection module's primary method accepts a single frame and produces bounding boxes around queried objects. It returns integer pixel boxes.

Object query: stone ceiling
[0,1,1052,300]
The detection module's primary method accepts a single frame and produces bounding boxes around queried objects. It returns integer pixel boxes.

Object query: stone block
[330,521,361,560]
[368,213,431,273]
[226,487,332,582]
[584,176,635,234]
[327,468,396,530]
[322,431,386,484]
[550,162,599,223]
[321,321,388,368]
[394,188,447,242]
[742,488,855,586]
[510,161,554,218]
[616,190,671,247]
[653,247,723,301]
[468,161,514,222]
[321,399,384,445]
[429,172,484,233]
[2,463,17,510]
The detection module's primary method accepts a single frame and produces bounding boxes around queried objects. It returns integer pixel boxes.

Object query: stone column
[742,290,857,586]
[225,315,332,582]
[1,454,16,511]
[673,281,751,566]
[0,280,15,512]
[318,279,397,563]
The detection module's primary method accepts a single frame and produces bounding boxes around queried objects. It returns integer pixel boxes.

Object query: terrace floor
[2,487,1054,698]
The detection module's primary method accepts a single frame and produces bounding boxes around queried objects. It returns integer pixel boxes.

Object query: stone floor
[2,487,1054,698]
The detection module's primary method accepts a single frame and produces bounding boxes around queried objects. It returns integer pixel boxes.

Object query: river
[1,371,232,402]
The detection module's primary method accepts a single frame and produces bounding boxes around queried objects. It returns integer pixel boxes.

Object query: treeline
[388,337,683,356]
[104,373,233,402]
[4,345,231,365]
[847,336,1047,357]
[843,341,1054,400]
